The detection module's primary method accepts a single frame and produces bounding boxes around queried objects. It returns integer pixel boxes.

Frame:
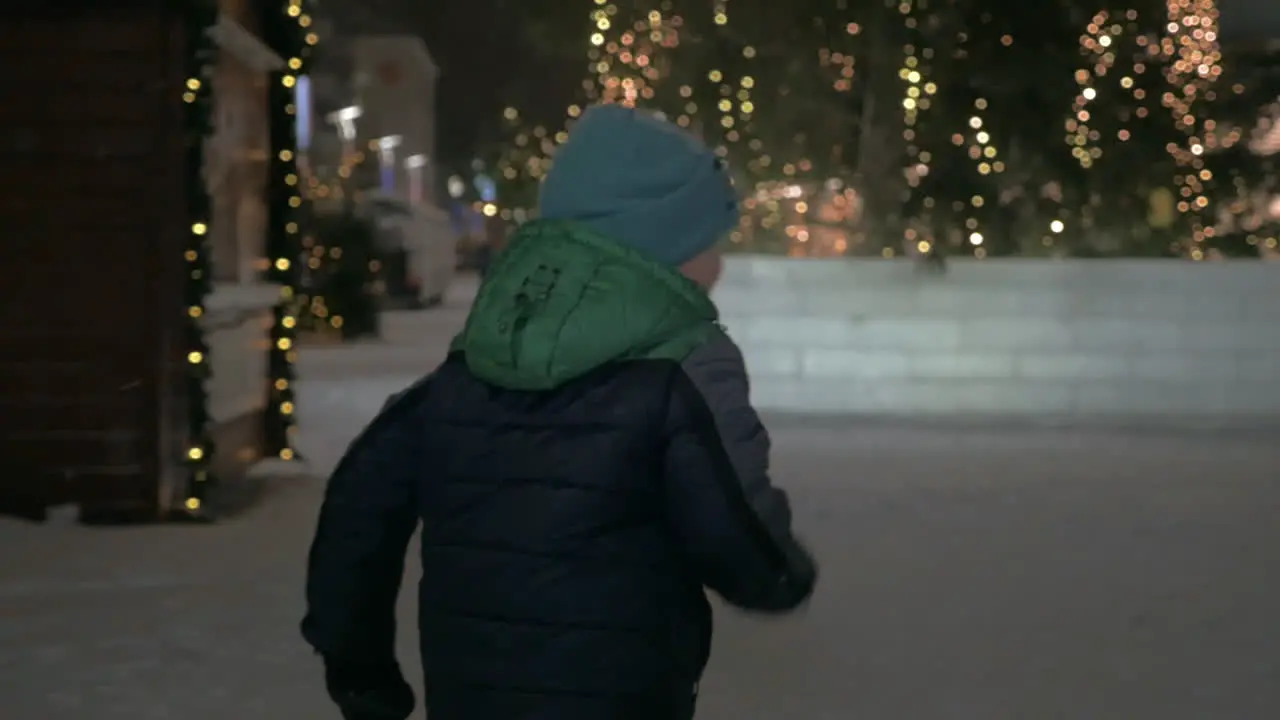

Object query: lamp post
[325,105,362,161]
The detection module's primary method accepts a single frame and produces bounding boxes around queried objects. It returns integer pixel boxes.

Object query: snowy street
[1,287,1278,718]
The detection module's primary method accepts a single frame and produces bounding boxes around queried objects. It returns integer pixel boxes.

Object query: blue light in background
[295,75,311,150]
[474,174,496,202]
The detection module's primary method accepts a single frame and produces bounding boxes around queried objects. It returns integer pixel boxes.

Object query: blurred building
[0,0,288,520]
[306,3,438,204]
[206,0,281,285]
[302,3,456,302]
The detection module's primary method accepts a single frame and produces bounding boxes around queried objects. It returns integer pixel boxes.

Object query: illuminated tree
[473,0,1273,261]
[723,0,883,256]
[1159,0,1225,254]
[893,0,1014,261]
[484,0,694,222]
[1056,0,1280,258]
[1195,48,1280,257]
[484,0,888,256]
[944,3,1089,256]
[1064,5,1189,255]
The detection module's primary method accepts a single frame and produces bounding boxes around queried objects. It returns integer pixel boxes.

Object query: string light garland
[262,0,318,462]
[761,7,865,256]
[892,2,1011,259]
[590,5,679,109]
[1070,11,1130,170]
[897,0,939,259]
[179,2,218,518]
[957,95,998,257]
[1161,0,1223,255]
[490,0,688,221]
[1065,8,1177,255]
[1065,4,1245,257]
[490,1,860,256]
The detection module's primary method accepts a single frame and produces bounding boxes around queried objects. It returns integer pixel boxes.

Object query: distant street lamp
[325,105,362,159]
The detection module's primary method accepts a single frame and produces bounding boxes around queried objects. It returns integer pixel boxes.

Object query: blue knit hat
[538,104,738,267]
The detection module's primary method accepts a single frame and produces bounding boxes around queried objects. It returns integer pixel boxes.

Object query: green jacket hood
[451,220,718,390]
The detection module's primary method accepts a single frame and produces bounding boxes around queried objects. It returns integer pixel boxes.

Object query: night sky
[1220,0,1280,41]
[417,1,583,170]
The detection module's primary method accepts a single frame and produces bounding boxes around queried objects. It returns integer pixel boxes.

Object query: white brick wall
[714,257,1280,420]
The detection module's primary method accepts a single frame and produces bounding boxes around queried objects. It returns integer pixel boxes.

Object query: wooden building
[0,1,284,521]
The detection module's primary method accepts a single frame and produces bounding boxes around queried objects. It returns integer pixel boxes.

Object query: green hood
[451,220,718,390]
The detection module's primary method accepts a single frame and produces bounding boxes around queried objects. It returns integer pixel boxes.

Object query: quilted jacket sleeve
[301,378,430,719]
[662,327,817,612]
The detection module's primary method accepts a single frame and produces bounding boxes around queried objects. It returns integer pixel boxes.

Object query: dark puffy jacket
[303,221,816,720]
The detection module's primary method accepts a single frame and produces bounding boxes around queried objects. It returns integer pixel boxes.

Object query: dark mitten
[325,660,415,720]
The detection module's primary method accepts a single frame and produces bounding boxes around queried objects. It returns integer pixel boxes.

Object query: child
[302,104,817,720]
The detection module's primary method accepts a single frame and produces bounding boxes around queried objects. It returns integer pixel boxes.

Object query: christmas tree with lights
[1058,1,1234,257]
[1184,17,1280,257]
[1071,5,1196,255]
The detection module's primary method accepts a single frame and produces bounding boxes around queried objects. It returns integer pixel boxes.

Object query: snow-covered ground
[2,279,1278,718]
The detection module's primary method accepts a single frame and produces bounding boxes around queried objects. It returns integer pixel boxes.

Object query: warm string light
[483,1,1264,260]
[1161,0,1222,254]
[709,0,778,252]
[305,142,365,202]
[264,0,318,462]
[488,2,861,258]
[1064,4,1249,257]
[824,23,860,94]
[898,0,937,258]
[1066,8,1182,255]
[1069,11,1136,169]
[956,98,999,256]
[493,106,554,222]
[299,122,370,330]
[896,2,1004,259]
[491,1,686,221]
[733,6,861,257]
[709,2,751,241]
[708,3,835,255]
[593,8,678,107]
[180,4,218,517]
[764,13,863,257]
